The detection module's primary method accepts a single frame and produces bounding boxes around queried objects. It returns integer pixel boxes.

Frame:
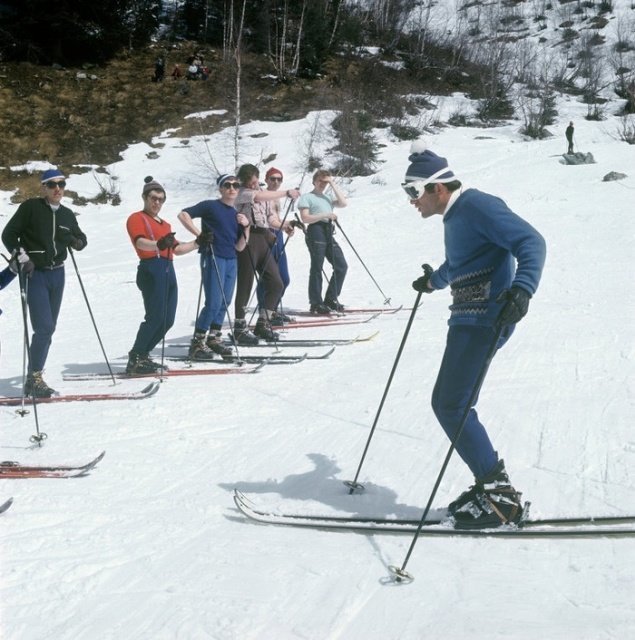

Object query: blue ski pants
[431,324,513,480]
[26,266,65,372]
[196,252,237,332]
[131,257,177,355]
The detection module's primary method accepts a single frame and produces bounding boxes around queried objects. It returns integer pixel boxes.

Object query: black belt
[39,262,64,271]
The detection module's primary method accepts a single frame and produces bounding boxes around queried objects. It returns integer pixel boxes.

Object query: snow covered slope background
[1,91,634,638]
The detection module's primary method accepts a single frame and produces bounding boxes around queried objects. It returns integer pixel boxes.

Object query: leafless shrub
[616,114,635,143]
[91,170,120,205]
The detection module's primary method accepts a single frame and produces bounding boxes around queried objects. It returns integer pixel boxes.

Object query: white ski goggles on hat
[402,167,454,200]
[401,180,429,200]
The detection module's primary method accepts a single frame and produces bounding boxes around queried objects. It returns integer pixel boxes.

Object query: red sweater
[126,210,178,260]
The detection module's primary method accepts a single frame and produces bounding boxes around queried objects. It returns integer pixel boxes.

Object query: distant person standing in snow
[297,170,348,315]
[402,141,546,530]
[565,121,574,154]
[2,168,87,397]
[177,173,249,361]
[125,177,205,375]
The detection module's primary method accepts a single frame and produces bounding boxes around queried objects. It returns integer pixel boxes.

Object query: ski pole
[344,270,430,493]
[158,246,173,381]
[324,221,342,309]
[15,262,47,445]
[388,323,505,584]
[276,219,304,320]
[2,252,34,419]
[191,264,205,341]
[18,277,29,417]
[334,220,391,305]
[67,248,116,385]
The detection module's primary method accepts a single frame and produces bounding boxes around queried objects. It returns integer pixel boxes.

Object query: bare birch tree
[233,0,247,167]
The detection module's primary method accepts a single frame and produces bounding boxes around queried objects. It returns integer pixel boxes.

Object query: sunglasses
[221,182,241,190]
[45,180,66,189]
[149,195,165,203]
[267,176,282,182]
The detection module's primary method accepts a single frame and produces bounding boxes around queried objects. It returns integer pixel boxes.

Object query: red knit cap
[265,167,283,180]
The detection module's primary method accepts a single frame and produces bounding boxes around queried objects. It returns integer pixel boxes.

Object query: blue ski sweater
[429,188,546,326]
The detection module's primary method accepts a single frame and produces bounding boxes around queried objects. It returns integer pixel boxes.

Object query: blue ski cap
[404,140,455,186]
[41,167,65,183]
[217,173,236,187]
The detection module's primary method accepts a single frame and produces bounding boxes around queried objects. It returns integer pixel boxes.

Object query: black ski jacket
[2,197,87,269]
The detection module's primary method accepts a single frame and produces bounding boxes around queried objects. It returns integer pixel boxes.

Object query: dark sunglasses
[267,176,282,182]
[45,180,66,189]
[221,182,241,190]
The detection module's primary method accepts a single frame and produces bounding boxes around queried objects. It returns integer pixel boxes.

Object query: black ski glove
[57,226,86,251]
[412,264,435,293]
[196,230,214,247]
[157,232,176,251]
[496,286,531,326]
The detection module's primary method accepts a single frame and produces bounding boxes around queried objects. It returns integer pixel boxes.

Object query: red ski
[0,382,160,406]
[0,451,105,479]
[290,305,404,317]
[280,312,380,329]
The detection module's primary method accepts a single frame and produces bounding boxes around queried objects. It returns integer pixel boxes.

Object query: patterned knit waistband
[450,280,491,305]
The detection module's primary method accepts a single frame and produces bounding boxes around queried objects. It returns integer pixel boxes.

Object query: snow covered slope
[0,92,634,639]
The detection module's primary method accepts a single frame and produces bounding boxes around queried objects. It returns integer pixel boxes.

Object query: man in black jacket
[2,168,87,397]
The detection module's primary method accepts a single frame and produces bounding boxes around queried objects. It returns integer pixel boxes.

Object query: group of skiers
[1,142,547,530]
[124,165,350,376]
[0,164,350,390]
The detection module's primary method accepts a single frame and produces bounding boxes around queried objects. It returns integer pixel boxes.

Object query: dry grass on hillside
[0,40,465,203]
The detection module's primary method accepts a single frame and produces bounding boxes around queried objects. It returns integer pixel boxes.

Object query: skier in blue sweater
[402,141,546,529]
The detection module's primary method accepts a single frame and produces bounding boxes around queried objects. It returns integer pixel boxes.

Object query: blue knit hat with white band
[217,173,235,187]
[404,141,455,185]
